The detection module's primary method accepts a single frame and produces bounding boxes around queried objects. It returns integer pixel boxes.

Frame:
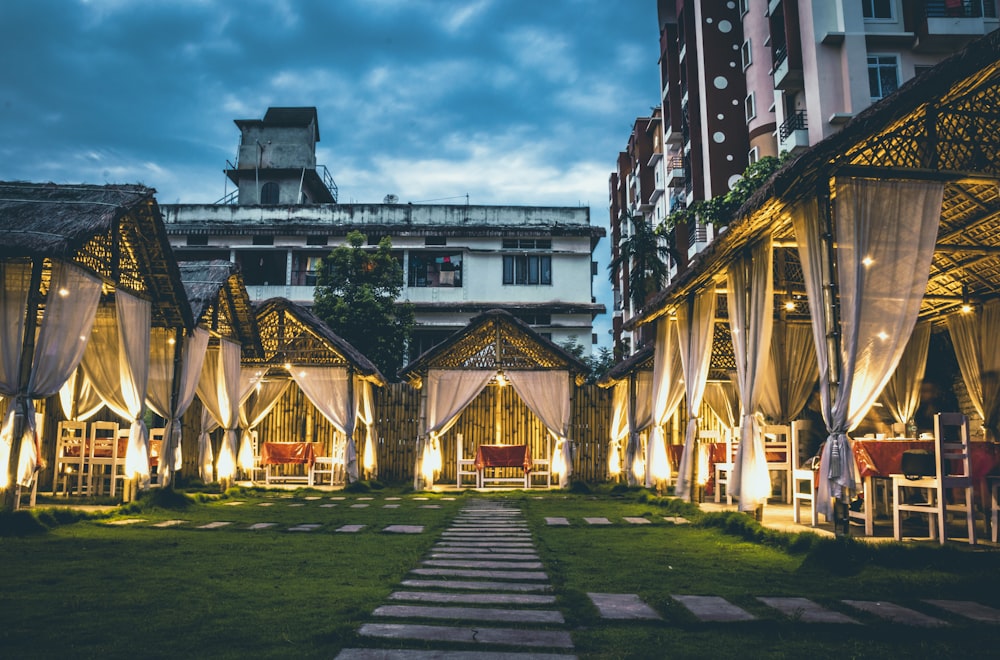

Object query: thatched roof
[399,308,589,387]
[596,345,654,388]
[251,297,384,385]
[0,181,192,329]
[629,29,1000,329]
[178,260,262,358]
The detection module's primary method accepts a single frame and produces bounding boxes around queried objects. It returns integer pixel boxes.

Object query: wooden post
[164,326,184,487]
[415,378,428,490]
[3,258,44,511]
[627,372,638,486]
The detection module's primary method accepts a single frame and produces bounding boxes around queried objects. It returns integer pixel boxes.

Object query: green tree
[558,337,616,384]
[609,210,674,310]
[313,231,414,379]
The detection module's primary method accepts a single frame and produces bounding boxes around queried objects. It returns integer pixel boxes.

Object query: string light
[862,256,874,267]
[784,300,796,311]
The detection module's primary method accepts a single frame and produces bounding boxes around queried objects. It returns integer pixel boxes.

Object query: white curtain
[948,302,1000,440]
[0,261,102,488]
[356,379,377,478]
[793,178,943,517]
[759,323,818,423]
[675,287,718,500]
[290,367,358,480]
[148,327,209,485]
[881,321,931,427]
[608,381,628,479]
[647,318,685,488]
[237,375,290,472]
[506,370,572,488]
[704,378,739,430]
[195,339,242,482]
[198,407,217,482]
[416,369,494,489]
[728,236,775,512]
[58,368,105,422]
[115,292,152,481]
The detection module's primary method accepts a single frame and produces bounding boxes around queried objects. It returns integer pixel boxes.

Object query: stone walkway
[337,500,577,659]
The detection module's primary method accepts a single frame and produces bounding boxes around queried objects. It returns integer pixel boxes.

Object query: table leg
[864,476,874,536]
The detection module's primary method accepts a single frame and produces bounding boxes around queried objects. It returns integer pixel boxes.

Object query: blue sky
[0,0,660,350]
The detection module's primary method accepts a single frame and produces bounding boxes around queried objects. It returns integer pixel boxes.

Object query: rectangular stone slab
[336,524,366,533]
[197,521,232,529]
[423,559,543,569]
[433,546,537,554]
[350,503,370,508]
[411,568,548,581]
[358,623,573,648]
[673,595,756,622]
[106,519,145,526]
[247,523,277,530]
[389,591,556,606]
[623,517,651,525]
[583,517,612,525]
[435,542,534,549]
[842,600,948,627]
[373,604,564,624]
[923,599,1000,623]
[336,649,577,660]
[152,520,187,528]
[400,579,552,593]
[383,525,425,534]
[545,517,571,526]
[756,597,859,624]
[431,553,540,561]
[588,593,662,620]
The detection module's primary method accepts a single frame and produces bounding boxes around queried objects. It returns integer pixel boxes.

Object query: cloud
[441,0,492,34]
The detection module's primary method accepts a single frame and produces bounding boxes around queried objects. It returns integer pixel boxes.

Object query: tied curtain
[704,378,739,431]
[948,302,1000,440]
[674,287,718,500]
[237,374,290,473]
[647,318,685,488]
[881,321,931,428]
[759,323,818,424]
[0,261,102,488]
[506,370,572,488]
[80,291,153,482]
[290,367,358,481]
[356,379,377,477]
[629,371,654,486]
[58,368,104,422]
[415,369,494,489]
[728,236,775,512]
[608,381,628,479]
[147,327,209,485]
[793,178,943,517]
[196,339,242,482]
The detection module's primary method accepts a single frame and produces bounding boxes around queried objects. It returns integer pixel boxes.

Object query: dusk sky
[0,0,661,349]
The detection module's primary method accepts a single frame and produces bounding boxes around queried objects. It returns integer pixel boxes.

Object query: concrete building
[164,107,605,359]
[609,0,997,352]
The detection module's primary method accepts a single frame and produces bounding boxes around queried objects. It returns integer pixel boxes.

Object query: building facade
[609,0,997,351]
[164,107,605,360]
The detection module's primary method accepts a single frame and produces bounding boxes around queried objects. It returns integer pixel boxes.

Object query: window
[745,92,757,122]
[237,250,287,286]
[868,54,899,101]
[739,0,748,17]
[425,236,447,246]
[741,39,752,70]
[252,235,274,246]
[260,182,279,205]
[306,235,328,246]
[502,238,551,250]
[748,146,760,165]
[862,0,893,20]
[503,255,552,285]
[514,313,552,325]
[186,235,209,246]
[408,252,462,287]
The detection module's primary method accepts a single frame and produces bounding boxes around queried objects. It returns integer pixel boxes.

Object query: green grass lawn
[1,487,998,659]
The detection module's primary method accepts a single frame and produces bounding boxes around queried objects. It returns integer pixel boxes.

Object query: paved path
[337,500,577,659]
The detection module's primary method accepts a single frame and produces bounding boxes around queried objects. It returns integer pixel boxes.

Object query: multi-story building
[163,107,605,360]
[609,0,997,352]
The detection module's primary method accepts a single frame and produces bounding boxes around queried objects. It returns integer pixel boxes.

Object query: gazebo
[0,182,192,509]
[399,309,588,490]
[626,31,1000,528]
[242,298,385,484]
[598,346,654,486]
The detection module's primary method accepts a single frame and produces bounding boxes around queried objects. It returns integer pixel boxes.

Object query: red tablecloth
[853,439,1000,488]
[261,442,319,467]
[475,445,532,472]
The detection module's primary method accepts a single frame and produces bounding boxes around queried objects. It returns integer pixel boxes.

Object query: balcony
[771,43,803,90]
[687,218,716,260]
[915,1,998,52]
[666,157,686,188]
[778,110,809,154]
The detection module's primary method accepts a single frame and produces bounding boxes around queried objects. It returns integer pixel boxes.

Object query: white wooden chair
[892,413,976,545]
[764,424,792,503]
[697,430,720,495]
[714,426,739,504]
[87,421,120,497]
[530,434,552,489]
[148,427,165,487]
[53,420,88,495]
[310,436,343,486]
[790,420,818,526]
[455,433,478,488]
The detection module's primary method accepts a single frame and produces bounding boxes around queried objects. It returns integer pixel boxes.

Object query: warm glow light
[237,434,255,471]
[216,444,236,481]
[167,337,176,345]
[961,304,973,314]
[784,300,796,311]
[495,370,507,387]
[877,331,889,341]
[298,371,307,378]
[608,445,621,476]
[57,287,70,297]
[649,439,671,482]
[696,444,710,486]
[421,443,436,484]
[362,435,375,472]
[862,256,874,267]
[283,362,292,371]
[631,456,645,482]
[551,447,566,476]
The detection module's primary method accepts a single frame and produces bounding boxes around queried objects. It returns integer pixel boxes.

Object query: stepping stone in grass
[584,517,612,525]
[663,516,690,524]
[105,518,145,526]
[588,593,662,620]
[419,504,441,509]
[400,579,552,593]
[441,497,456,501]
[197,522,233,530]
[673,595,756,622]
[433,547,537,555]
[304,496,321,501]
[358,623,573,649]
[223,501,245,506]
[546,517,571,526]
[257,502,274,507]
[288,524,322,532]
[624,517,651,525]
[320,503,338,508]
[357,497,374,500]
[430,553,540,562]
[336,650,575,660]
[383,504,400,509]
[336,524,366,533]
[288,503,305,507]
[329,496,346,500]
[350,503,370,508]
[383,525,424,534]
[923,599,1000,624]
[388,591,557,606]
[385,496,401,501]
[372,604,564,624]
[248,523,277,530]
[411,568,548,581]
[152,520,187,528]
[413,497,429,500]
[423,559,544,570]
[842,600,948,627]
[757,597,859,624]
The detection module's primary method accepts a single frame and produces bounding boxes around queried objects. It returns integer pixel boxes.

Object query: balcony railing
[778,109,808,141]
[320,165,339,203]
[772,42,788,70]
[924,0,996,18]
